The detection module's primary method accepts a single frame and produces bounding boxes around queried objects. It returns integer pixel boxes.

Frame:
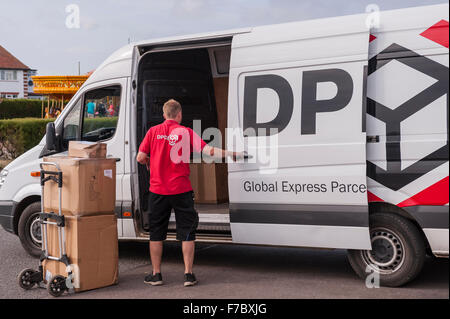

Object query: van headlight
[0,169,8,189]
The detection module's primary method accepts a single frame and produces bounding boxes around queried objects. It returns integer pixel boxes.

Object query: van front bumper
[0,200,16,234]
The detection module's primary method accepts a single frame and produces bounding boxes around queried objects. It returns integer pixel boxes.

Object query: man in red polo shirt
[137,99,242,287]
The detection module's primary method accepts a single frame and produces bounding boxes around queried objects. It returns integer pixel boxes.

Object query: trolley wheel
[47,275,67,297]
[18,268,37,290]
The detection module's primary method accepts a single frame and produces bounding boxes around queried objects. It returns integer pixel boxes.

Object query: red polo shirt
[138,119,207,195]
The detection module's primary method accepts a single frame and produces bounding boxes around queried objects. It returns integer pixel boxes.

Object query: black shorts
[148,191,199,241]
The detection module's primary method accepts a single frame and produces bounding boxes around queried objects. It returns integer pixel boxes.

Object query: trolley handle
[40,162,63,188]
[39,161,62,172]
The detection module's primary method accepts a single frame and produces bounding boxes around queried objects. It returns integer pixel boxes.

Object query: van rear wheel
[18,201,42,257]
[347,212,426,287]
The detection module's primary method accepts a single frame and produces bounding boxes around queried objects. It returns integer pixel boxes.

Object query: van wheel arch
[13,196,41,235]
[17,200,43,257]
[368,202,430,253]
[349,211,427,287]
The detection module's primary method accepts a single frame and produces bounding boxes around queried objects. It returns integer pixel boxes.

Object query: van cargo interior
[136,45,232,237]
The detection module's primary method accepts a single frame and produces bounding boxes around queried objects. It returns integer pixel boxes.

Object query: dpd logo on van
[366,43,449,191]
[242,69,354,136]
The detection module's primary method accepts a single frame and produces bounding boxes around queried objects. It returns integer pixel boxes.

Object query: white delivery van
[0,4,448,287]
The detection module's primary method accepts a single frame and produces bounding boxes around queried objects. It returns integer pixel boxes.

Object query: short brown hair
[163,99,181,119]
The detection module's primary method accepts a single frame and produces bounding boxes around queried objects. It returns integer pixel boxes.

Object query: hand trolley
[17,162,73,297]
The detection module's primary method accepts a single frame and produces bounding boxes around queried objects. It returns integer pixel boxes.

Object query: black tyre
[18,268,37,290]
[18,201,42,257]
[47,275,67,297]
[347,212,426,287]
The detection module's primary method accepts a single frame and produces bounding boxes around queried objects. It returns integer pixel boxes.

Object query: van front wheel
[347,212,426,287]
[18,201,42,257]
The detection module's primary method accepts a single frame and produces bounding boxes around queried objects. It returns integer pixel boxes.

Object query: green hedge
[84,117,118,132]
[0,99,43,119]
[0,117,119,160]
[0,118,55,159]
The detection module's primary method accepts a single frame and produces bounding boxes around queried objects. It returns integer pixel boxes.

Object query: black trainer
[184,273,198,287]
[144,273,163,286]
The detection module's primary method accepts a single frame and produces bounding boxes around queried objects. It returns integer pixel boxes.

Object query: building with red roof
[0,45,34,98]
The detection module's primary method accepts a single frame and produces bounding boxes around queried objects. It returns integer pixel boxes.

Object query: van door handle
[242,151,253,161]
[367,135,380,143]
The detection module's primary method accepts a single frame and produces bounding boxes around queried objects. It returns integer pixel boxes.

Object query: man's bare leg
[150,241,163,274]
[182,241,195,274]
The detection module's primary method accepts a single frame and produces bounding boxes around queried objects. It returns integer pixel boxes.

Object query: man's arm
[202,145,244,161]
[137,128,151,165]
[189,127,244,161]
[136,151,149,165]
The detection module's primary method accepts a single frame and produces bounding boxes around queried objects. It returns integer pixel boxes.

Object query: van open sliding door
[227,14,372,249]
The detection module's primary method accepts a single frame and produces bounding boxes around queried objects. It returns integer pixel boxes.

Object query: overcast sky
[0,0,446,75]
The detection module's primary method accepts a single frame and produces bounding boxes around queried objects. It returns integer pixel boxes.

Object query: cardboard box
[68,141,107,158]
[189,163,228,203]
[42,214,119,292]
[42,156,116,216]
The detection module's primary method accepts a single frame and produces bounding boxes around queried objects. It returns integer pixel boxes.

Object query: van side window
[62,98,82,148]
[81,85,121,142]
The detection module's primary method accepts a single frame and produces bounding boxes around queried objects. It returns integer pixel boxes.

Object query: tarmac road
[0,227,448,299]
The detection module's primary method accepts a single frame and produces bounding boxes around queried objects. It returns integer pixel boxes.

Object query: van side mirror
[46,122,57,151]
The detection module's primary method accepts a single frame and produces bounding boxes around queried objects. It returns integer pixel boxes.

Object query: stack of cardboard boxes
[42,141,119,292]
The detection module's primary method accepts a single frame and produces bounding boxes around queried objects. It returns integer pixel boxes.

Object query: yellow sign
[31,75,89,96]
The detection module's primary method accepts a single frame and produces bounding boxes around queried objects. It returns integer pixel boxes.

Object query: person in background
[136,99,243,287]
[97,102,107,117]
[108,103,115,116]
[44,107,50,119]
[87,100,95,118]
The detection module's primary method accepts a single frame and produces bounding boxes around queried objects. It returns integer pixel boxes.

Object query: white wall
[0,69,24,98]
